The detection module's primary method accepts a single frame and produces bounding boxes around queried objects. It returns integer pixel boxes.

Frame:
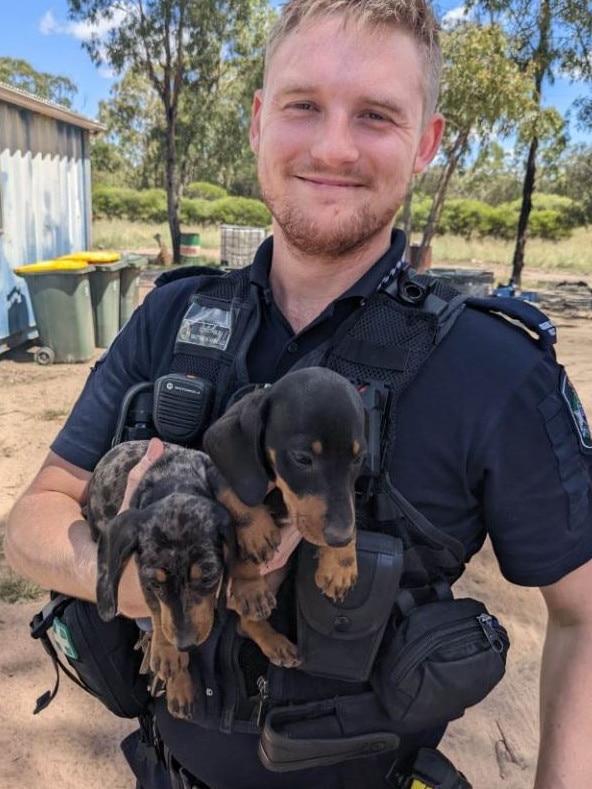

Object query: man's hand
[118,437,165,513]
[116,438,165,618]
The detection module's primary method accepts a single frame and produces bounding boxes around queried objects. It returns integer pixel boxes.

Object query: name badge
[177,303,233,351]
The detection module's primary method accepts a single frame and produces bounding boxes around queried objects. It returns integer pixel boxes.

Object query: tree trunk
[417,128,470,270]
[509,0,550,287]
[165,119,181,263]
[400,184,414,262]
[510,135,538,286]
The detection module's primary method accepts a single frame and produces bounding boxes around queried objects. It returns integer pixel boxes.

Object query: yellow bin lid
[58,250,122,264]
[14,259,91,275]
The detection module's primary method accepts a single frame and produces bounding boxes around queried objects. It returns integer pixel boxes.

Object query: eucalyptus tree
[411,22,536,269]
[466,0,592,285]
[0,57,77,107]
[68,0,272,260]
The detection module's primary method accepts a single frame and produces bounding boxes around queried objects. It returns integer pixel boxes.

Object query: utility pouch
[371,597,509,734]
[30,593,151,718]
[258,692,400,772]
[296,530,403,681]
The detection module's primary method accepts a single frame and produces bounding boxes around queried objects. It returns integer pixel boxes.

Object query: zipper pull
[477,613,505,653]
[256,675,270,727]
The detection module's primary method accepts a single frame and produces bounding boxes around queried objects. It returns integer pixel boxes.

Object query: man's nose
[309,112,360,167]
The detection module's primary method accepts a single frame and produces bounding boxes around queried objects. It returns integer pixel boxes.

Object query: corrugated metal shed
[0,82,104,354]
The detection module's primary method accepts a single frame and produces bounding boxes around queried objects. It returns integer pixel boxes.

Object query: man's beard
[260,186,399,258]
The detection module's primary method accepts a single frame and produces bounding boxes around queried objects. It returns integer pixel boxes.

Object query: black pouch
[258,692,401,772]
[370,597,509,733]
[296,530,403,681]
[30,593,151,718]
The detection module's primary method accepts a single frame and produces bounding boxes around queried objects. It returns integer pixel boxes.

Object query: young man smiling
[7,1,592,787]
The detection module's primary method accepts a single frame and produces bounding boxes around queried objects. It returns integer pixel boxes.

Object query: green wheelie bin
[14,260,96,365]
[87,258,129,348]
[119,253,148,329]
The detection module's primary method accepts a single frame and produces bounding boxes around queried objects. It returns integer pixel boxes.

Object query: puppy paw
[265,635,301,668]
[229,577,277,621]
[150,642,190,681]
[315,546,358,602]
[166,669,195,720]
[237,509,282,564]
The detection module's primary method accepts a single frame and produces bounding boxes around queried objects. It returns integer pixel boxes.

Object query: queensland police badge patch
[561,371,592,450]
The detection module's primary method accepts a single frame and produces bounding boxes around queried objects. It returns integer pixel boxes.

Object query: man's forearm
[535,619,592,788]
[6,489,149,619]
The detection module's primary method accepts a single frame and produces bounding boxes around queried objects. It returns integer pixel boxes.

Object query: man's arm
[535,557,592,788]
[5,450,150,619]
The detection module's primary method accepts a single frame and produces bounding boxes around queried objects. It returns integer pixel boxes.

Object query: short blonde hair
[265,0,442,117]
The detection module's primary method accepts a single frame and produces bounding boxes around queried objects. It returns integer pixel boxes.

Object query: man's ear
[249,89,264,156]
[413,112,445,175]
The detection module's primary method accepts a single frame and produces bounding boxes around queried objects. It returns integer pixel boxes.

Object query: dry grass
[92,219,221,252]
[427,227,592,276]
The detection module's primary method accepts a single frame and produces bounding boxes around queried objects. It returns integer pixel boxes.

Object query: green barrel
[15,261,96,364]
[180,230,201,264]
[88,259,128,347]
[119,254,148,328]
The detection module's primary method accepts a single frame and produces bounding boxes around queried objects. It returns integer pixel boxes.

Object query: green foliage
[95,187,270,227]
[184,182,229,201]
[92,186,168,222]
[0,56,77,107]
[208,196,271,226]
[409,193,583,242]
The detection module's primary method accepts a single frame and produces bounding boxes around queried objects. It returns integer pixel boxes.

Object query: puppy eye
[290,451,313,467]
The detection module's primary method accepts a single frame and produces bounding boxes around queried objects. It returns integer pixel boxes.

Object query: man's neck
[269,232,391,333]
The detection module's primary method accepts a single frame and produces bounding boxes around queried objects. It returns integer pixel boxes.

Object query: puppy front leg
[238,617,300,668]
[315,541,358,602]
[227,559,277,621]
[216,487,281,564]
[149,607,194,719]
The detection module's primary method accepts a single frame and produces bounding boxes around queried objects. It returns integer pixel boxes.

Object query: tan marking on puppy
[227,575,277,621]
[149,607,189,680]
[155,568,167,583]
[315,542,358,602]
[311,440,323,455]
[216,485,281,563]
[190,563,202,582]
[189,598,216,645]
[238,618,300,668]
[353,439,361,455]
[165,667,195,719]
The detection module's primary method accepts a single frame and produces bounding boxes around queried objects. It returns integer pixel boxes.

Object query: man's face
[250,16,444,258]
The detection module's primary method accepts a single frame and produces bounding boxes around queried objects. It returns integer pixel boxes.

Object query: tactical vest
[143,263,555,747]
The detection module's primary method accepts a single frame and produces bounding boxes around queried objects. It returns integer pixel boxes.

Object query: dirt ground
[2,269,592,788]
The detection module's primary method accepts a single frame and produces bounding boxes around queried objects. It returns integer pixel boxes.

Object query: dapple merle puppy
[85,441,232,719]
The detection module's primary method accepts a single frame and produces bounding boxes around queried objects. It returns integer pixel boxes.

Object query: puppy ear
[95,510,141,621]
[203,388,270,506]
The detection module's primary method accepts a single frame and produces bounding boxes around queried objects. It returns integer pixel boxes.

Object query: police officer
[7,1,592,787]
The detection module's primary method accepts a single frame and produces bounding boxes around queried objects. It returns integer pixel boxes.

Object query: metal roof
[0,81,105,133]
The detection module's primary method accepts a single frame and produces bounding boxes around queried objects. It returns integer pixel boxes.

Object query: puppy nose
[324,528,353,548]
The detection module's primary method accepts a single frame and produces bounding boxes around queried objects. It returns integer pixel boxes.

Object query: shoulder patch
[176,302,233,351]
[561,371,592,450]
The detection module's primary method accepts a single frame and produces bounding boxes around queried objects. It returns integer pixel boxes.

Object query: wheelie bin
[14,260,96,365]
[58,251,126,348]
[119,253,148,328]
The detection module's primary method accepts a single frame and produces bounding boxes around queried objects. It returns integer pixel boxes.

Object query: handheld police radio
[112,374,214,446]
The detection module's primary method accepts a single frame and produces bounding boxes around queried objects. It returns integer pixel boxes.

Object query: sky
[0,0,589,144]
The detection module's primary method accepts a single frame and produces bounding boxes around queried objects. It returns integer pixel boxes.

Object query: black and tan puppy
[85,440,232,719]
[203,367,367,657]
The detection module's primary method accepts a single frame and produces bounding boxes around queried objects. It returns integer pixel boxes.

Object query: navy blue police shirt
[52,232,592,588]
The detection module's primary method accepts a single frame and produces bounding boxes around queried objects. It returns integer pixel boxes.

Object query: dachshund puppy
[85,440,232,719]
[203,367,367,662]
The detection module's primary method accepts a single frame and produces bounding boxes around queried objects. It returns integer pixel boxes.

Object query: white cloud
[442,5,472,29]
[38,7,128,43]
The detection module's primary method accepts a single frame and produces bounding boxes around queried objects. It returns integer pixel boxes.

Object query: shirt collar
[249,230,407,302]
